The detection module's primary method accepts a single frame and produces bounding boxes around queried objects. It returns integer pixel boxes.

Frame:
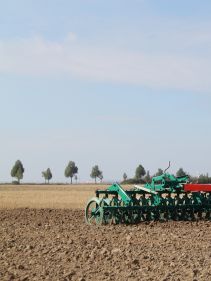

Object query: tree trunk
[95,177,96,184]
[71,177,73,184]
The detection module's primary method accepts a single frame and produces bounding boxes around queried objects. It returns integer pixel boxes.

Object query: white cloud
[65,32,77,43]
[0,33,210,92]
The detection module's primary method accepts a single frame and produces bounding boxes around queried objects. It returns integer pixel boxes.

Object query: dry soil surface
[0,209,211,281]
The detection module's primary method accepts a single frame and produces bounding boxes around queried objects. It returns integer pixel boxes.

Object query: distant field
[0,184,131,209]
[0,184,104,209]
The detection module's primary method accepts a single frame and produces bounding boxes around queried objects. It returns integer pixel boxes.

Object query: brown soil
[0,209,211,281]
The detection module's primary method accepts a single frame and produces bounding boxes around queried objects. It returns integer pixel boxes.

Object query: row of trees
[122,165,211,184]
[10,160,103,184]
[122,165,187,184]
[10,160,211,184]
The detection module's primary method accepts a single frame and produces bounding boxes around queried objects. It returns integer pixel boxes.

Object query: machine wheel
[85,198,103,225]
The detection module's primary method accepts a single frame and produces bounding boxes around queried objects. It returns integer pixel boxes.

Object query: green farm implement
[85,165,211,225]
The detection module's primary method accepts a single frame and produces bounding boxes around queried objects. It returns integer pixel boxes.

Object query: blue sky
[0,0,211,182]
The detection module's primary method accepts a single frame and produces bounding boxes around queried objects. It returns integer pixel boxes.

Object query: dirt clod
[0,209,211,281]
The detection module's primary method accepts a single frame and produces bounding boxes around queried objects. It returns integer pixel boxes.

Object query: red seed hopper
[184,184,211,192]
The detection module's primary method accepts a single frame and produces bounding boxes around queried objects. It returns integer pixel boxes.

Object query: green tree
[155,168,163,176]
[123,172,127,181]
[11,160,25,183]
[198,173,210,184]
[65,161,78,184]
[176,168,187,177]
[42,168,52,184]
[144,170,151,183]
[135,164,146,181]
[90,165,103,183]
[74,175,78,184]
[99,174,103,183]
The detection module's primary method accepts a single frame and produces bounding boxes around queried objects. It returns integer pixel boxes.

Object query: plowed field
[1,208,211,281]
